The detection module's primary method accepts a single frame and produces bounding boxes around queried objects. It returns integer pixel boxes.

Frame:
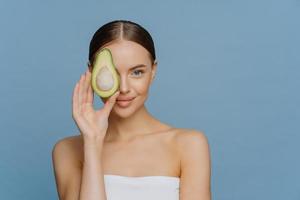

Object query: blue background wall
[1,0,299,199]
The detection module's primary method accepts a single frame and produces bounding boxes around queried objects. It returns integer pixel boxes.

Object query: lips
[117,97,135,101]
[116,97,135,108]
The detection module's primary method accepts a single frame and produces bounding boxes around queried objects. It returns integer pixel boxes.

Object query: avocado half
[91,48,120,98]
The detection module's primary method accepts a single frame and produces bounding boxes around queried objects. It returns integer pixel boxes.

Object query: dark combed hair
[88,20,156,67]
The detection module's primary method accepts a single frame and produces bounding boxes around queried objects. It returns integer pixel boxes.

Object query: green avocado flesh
[91,48,120,98]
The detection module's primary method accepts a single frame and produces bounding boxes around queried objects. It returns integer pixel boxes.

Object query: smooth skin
[52,39,211,200]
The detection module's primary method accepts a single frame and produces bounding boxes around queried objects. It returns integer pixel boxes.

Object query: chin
[112,106,136,118]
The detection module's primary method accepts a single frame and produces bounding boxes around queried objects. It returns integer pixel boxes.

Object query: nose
[118,74,130,94]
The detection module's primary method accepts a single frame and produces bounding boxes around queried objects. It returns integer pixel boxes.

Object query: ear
[150,60,157,84]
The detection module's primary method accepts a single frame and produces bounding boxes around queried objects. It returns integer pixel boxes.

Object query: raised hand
[72,68,120,142]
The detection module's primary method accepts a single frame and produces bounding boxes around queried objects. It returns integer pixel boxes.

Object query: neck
[104,105,163,142]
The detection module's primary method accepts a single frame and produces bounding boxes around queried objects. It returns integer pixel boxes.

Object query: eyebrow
[130,64,147,70]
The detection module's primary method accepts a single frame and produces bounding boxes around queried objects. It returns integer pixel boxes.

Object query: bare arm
[79,138,107,200]
[73,68,119,199]
[52,138,82,200]
[52,67,119,200]
[177,129,212,200]
[52,136,108,200]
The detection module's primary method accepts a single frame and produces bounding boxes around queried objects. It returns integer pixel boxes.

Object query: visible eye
[131,69,144,77]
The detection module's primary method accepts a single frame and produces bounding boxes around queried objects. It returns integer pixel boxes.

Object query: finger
[86,70,94,106]
[103,91,120,114]
[78,75,84,113]
[72,82,79,118]
[82,71,88,106]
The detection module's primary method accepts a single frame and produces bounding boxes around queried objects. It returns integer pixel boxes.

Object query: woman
[52,20,211,200]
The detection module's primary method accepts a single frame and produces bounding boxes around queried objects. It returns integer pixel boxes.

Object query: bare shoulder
[52,135,83,167]
[173,128,211,199]
[172,128,211,171]
[52,135,83,199]
[173,128,209,149]
[52,135,83,154]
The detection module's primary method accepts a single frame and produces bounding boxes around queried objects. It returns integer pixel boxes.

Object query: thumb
[103,91,120,114]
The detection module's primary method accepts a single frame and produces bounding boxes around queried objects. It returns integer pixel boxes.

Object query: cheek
[131,78,151,94]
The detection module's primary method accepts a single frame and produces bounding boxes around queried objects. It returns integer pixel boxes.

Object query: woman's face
[91,39,157,118]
